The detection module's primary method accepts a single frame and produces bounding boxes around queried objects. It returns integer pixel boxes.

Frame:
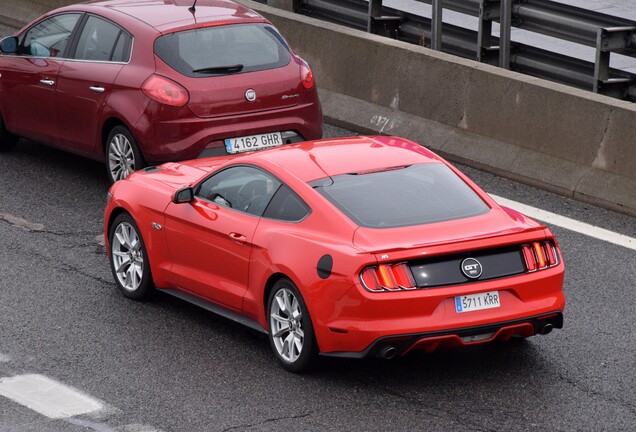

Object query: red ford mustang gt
[104,136,565,372]
[0,0,322,183]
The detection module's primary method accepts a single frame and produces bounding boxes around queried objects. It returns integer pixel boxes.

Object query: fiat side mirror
[0,36,18,54]
[173,187,194,204]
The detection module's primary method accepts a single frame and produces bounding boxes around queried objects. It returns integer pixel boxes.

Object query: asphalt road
[0,121,635,431]
[1,12,636,432]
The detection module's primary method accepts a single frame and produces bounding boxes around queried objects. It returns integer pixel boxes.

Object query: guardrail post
[477,0,500,64]
[594,26,636,96]
[367,0,402,38]
[368,0,382,33]
[431,0,443,51]
[499,0,512,69]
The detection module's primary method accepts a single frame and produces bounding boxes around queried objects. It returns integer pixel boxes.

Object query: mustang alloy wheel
[267,279,317,372]
[109,213,153,300]
[106,126,145,184]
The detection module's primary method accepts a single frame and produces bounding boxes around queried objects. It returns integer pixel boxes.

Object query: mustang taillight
[142,74,189,107]
[522,241,559,272]
[360,263,416,292]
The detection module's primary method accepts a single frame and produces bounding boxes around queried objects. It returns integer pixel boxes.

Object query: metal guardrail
[261,0,636,101]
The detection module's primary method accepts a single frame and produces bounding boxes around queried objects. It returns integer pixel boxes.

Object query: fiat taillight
[522,241,559,272]
[300,60,315,90]
[360,263,416,292]
[142,75,189,107]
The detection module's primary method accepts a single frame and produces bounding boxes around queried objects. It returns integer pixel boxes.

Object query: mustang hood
[352,207,546,255]
[128,159,230,190]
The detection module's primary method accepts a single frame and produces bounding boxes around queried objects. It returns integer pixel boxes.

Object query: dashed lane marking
[491,194,636,252]
[0,374,103,419]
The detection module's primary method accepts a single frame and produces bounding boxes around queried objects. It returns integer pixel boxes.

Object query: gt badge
[461,258,482,279]
[245,89,256,102]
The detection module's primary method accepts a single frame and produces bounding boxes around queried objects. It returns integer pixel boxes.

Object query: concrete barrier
[3,0,635,215]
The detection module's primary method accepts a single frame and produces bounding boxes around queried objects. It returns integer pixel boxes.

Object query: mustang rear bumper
[322,312,563,359]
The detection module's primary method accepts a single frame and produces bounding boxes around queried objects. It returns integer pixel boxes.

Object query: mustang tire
[109,213,154,300]
[0,115,19,152]
[106,125,145,184]
[267,279,318,372]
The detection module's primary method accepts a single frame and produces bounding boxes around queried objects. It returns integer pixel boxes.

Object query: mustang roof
[186,136,445,183]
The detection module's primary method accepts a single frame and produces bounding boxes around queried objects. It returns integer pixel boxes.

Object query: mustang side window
[74,15,131,62]
[263,184,311,222]
[19,14,81,58]
[196,166,281,217]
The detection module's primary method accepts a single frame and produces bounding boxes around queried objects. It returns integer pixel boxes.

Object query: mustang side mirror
[0,36,18,54]
[173,187,194,204]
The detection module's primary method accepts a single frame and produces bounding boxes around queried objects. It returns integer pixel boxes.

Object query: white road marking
[491,194,636,251]
[0,374,102,419]
[117,424,166,432]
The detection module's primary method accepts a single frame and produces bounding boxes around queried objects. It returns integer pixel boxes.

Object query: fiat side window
[197,166,281,216]
[19,14,81,58]
[74,15,131,62]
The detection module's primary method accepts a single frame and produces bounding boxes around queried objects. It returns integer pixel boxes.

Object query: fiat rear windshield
[154,23,291,78]
[309,164,490,228]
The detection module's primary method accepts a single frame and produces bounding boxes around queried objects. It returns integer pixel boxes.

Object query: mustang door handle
[229,232,247,244]
[40,79,55,86]
[89,86,105,93]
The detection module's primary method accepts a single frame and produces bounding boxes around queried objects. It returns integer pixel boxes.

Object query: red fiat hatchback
[104,136,565,372]
[0,0,322,183]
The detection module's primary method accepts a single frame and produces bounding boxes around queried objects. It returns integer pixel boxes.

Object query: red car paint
[0,0,322,163]
[104,136,565,358]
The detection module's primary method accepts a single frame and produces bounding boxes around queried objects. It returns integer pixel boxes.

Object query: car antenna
[189,0,198,13]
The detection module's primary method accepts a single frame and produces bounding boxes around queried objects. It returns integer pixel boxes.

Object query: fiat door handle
[229,232,247,244]
[89,86,105,93]
[40,79,55,86]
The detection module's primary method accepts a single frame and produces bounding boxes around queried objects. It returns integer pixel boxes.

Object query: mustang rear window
[309,164,490,228]
[154,23,291,78]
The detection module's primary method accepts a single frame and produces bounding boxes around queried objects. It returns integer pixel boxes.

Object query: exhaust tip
[378,346,398,360]
[539,323,554,335]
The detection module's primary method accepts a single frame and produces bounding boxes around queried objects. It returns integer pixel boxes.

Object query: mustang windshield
[309,163,490,228]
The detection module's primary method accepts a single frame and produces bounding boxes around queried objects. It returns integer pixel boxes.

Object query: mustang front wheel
[106,126,145,184]
[109,213,153,300]
[267,279,317,372]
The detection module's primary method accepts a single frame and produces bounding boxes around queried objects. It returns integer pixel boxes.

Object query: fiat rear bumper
[133,99,322,162]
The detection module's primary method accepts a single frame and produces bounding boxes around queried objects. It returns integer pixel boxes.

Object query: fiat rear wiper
[192,64,244,74]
